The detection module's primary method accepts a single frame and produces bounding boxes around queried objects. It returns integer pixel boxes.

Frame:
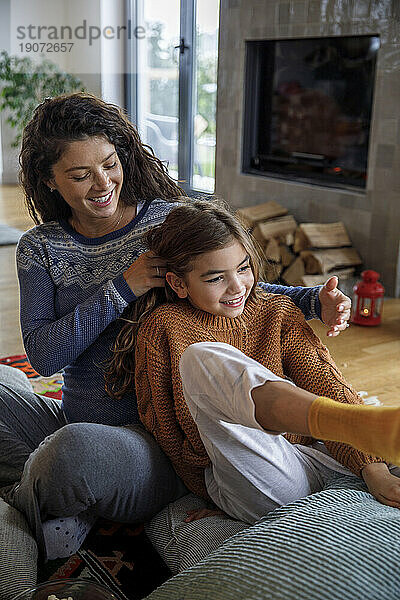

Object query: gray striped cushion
[145,493,248,574]
[0,498,37,599]
[145,474,400,600]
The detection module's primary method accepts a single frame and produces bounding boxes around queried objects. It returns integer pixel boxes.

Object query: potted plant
[0,50,83,181]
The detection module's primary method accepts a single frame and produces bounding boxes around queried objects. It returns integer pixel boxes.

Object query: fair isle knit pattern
[135,294,380,499]
[16,198,176,425]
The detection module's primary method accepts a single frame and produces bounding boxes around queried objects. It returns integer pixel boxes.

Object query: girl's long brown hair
[19,93,184,224]
[105,198,264,400]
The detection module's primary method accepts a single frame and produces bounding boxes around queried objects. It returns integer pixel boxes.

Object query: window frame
[125,0,212,194]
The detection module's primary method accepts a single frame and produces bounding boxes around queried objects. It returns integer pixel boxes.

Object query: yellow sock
[308,396,400,465]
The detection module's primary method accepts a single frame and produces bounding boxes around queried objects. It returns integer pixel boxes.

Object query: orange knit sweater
[135,293,381,499]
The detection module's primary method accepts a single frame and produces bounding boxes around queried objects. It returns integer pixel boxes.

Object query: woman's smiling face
[167,240,255,317]
[48,135,124,225]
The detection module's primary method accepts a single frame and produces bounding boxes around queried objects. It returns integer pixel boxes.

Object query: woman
[107,199,400,525]
[0,93,350,562]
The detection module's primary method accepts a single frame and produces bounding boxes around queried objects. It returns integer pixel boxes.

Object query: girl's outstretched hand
[123,251,167,297]
[362,462,400,509]
[318,276,351,337]
[185,507,226,522]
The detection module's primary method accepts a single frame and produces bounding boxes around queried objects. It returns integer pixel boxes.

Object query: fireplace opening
[242,35,380,190]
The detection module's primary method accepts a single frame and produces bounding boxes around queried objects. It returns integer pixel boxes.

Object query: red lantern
[351,270,384,326]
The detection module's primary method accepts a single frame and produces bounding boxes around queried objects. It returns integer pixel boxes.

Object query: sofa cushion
[0,498,37,600]
[144,474,400,600]
[145,493,248,574]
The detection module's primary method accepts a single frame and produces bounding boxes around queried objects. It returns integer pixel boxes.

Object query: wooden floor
[0,184,399,405]
[311,302,400,406]
[0,185,35,357]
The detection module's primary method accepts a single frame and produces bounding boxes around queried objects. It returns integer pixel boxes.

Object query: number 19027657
[19,43,74,52]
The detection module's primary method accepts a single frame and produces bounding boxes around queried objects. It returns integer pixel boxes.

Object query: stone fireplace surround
[215,0,400,296]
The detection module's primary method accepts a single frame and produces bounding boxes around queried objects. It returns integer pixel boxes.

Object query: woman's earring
[50,187,55,192]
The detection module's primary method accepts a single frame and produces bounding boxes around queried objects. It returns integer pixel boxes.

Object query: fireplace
[242,35,380,190]
[216,0,400,296]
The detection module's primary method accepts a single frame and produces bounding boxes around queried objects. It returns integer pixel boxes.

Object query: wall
[0,0,127,183]
[0,0,13,183]
[9,0,102,90]
[216,0,400,296]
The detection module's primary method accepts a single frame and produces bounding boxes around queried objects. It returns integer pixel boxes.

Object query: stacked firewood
[237,201,362,285]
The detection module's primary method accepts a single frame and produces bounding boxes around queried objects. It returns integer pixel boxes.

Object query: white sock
[42,509,97,560]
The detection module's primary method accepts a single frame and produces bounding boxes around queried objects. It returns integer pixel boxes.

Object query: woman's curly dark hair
[19,92,185,223]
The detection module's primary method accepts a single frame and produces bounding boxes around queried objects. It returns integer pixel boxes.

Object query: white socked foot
[42,509,97,560]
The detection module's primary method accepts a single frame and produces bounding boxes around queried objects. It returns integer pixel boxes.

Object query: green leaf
[0,50,84,145]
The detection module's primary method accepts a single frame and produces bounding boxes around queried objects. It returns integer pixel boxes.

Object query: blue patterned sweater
[16,198,321,426]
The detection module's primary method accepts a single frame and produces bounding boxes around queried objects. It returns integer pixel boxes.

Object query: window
[126,0,219,193]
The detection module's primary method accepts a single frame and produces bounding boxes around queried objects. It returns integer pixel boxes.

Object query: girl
[107,199,400,524]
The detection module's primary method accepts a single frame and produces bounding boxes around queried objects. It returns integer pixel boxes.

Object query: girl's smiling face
[166,240,255,317]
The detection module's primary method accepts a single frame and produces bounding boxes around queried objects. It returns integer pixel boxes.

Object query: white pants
[179,342,355,524]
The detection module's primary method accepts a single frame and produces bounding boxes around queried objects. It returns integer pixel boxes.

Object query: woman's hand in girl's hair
[362,462,400,509]
[318,276,352,337]
[123,251,167,297]
[185,507,226,522]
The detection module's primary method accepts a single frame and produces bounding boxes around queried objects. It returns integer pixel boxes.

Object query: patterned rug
[0,354,63,400]
[37,522,171,599]
[0,354,171,599]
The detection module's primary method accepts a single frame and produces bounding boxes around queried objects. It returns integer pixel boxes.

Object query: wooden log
[293,228,309,253]
[253,215,297,245]
[281,256,305,286]
[285,232,295,246]
[237,201,288,229]
[298,222,352,249]
[301,268,356,287]
[280,244,295,267]
[300,248,362,274]
[264,237,281,262]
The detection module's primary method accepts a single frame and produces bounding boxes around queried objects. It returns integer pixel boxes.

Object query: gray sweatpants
[0,364,187,555]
